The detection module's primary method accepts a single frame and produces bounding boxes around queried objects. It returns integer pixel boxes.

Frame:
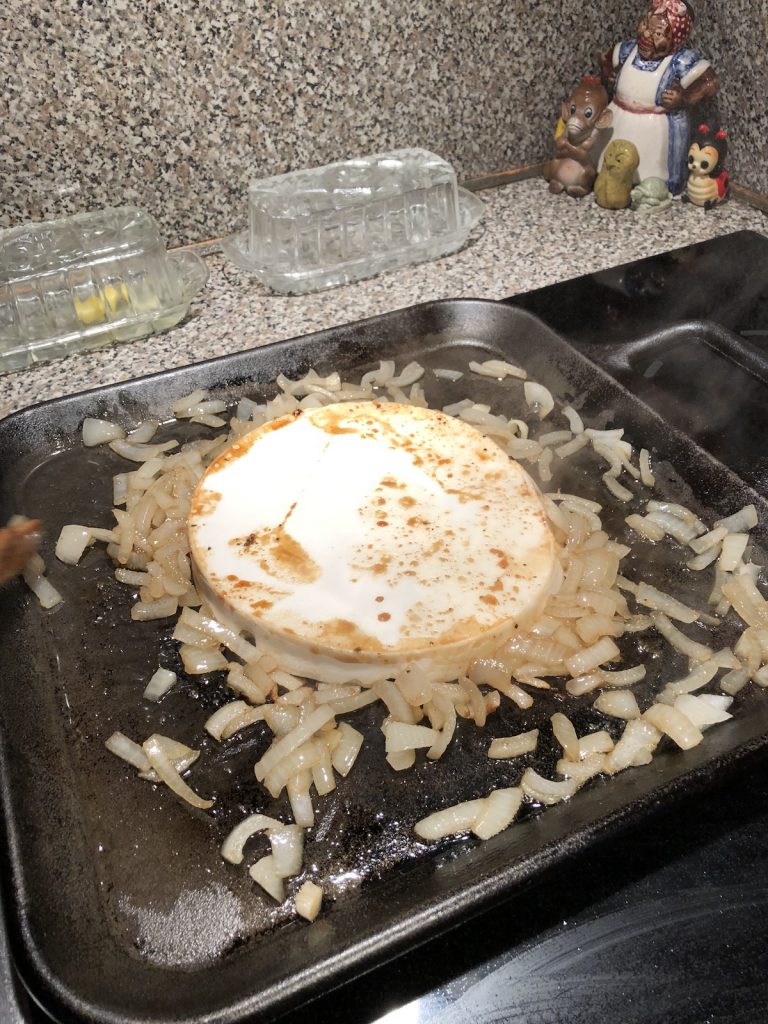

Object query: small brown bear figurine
[543,77,613,198]
[594,139,640,209]
[683,124,730,209]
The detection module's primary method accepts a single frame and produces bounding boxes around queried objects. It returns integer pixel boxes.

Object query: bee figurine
[683,124,730,210]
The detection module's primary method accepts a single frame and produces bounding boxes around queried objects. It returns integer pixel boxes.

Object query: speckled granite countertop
[1,178,766,420]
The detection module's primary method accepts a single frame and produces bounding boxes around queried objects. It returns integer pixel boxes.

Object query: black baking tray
[589,319,768,493]
[1,299,768,1024]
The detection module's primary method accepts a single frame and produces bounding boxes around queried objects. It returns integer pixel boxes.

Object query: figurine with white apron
[599,0,718,195]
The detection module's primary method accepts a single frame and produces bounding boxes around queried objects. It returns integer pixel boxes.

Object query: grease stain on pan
[120,884,248,968]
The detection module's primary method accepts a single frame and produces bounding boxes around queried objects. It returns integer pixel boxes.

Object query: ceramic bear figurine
[683,124,730,209]
[543,77,613,198]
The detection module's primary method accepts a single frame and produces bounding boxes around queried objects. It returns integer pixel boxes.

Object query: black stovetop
[5,228,768,1024]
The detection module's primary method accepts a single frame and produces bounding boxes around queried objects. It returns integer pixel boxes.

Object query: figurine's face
[563,83,610,144]
[636,10,674,59]
[687,144,720,178]
[605,142,638,171]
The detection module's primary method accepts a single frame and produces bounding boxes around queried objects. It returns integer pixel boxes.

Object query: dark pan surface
[592,319,768,493]
[1,299,767,1024]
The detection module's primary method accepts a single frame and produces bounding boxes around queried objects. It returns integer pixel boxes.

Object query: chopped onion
[602,473,633,502]
[127,420,160,444]
[521,769,579,805]
[249,855,285,902]
[220,813,284,864]
[137,738,199,782]
[561,405,584,433]
[255,707,335,782]
[524,381,554,419]
[180,644,228,674]
[389,361,425,387]
[109,438,178,463]
[142,734,213,809]
[687,548,721,571]
[539,430,573,447]
[566,636,620,676]
[565,672,604,696]
[605,719,660,773]
[469,358,527,380]
[556,434,589,459]
[131,596,178,621]
[578,730,614,756]
[286,771,315,828]
[55,525,93,565]
[414,798,486,840]
[82,417,125,447]
[689,526,728,555]
[360,360,395,387]
[645,510,699,544]
[143,666,177,702]
[599,665,647,686]
[594,689,640,720]
[269,825,304,877]
[642,704,703,750]
[551,712,580,762]
[651,612,713,662]
[698,693,734,713]
[312,745,336,794]
[488,730,539,759]
[635,582,699,623]
[721,576,768,628]
[625,514,665,542]
[639,449,655,487]
[105,731,151,772]
[205,701,251,741]
[432,368,464,382]
[330,722,364,777]
[719,533,749,572]
[715,504,758,533]
[472,788,523,840]
[382,720,438,753]
[646,500,704,529]
[172,388,208,411]
[21,555,63,609]
[659,660,720,702]
[186,610,262,663]
[720,667,749,695]
[556,753,606,784]
[387,750,416,771]
[673,693,732,729]
[294,880,323,922]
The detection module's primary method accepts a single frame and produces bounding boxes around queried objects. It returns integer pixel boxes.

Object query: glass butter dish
[0,206,208,374]
[222,148,484,294]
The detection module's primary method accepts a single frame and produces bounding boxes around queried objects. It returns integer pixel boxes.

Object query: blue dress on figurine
[608,40,711,193]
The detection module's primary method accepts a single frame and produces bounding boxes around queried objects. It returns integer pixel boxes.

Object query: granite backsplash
[1,0,765,246]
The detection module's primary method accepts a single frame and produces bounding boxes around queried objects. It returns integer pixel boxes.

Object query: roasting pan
[1,299,767,1023]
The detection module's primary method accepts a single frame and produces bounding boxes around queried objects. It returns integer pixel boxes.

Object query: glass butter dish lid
[0,206,208,374]
[222,148,485,294]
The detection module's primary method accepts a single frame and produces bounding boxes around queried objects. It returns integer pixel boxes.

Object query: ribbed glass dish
[222,148,484,294]
[0,207,208,374]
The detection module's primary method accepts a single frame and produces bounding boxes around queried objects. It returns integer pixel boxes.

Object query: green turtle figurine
[594,139,640,209]
[630,176,673,213]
